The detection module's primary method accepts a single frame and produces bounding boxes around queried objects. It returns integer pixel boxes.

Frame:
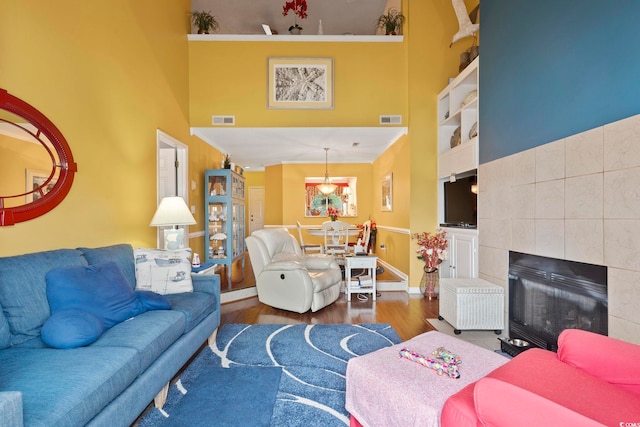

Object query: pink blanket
[345,331,508,427]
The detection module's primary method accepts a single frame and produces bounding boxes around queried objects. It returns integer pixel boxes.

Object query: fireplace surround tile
[478,115,640,344]
[608,267,640,325]
[603,114,640,171]
[511,148,536,186]
[603,219,640,271]
[535,180,565,219]
[535,139,565,182]
[534,219,564,258]
[511,183,535,219]
[603,167,640,218]
[565,174,603,219]
[511,219,535,254]
[565,219,603,265]
[565,127,603,177]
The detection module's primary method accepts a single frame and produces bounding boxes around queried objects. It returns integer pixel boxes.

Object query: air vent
[212,115,235,126]
[379,115,402,125]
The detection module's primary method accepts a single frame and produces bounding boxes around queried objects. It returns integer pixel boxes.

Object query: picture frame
[268,57,334,109]
[25,169,56,203]
[381,173,393,212]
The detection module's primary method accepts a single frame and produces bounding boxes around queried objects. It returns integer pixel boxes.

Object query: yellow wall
[0,0,221,256]
[189,41,406,128]
[405,0,479,286]
[1,0,478,287]
[372,133,411,272]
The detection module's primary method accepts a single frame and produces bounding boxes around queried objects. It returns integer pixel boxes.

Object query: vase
[330,216,337,221]
[419,267,439,300]
[289,24,302,35]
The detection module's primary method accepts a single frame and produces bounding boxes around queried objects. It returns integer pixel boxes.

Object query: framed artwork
[381,173,393,212]
[268,57,334,109]
[26,169,56,203]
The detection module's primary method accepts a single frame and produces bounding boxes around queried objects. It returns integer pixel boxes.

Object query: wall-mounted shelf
[188,34,403,43]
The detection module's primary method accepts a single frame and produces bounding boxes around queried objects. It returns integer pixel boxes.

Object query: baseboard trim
[221,287,258,304]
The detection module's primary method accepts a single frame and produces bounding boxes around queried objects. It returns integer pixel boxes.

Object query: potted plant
[223,154,231,169]
[282,0,308,34]
[377,9,405,35]
[191,10,219,34]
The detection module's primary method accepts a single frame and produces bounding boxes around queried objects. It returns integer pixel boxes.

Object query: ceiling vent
[379,115,402,125]
[212,115,235,126]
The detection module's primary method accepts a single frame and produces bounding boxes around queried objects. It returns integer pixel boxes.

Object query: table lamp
[150,196,196,250]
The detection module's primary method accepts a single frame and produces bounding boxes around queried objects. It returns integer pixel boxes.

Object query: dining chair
[296,221,323,254]
[322,220,351,257]
[358,220,372,253]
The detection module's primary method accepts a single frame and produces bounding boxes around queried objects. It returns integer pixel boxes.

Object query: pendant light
[317,147,337,195]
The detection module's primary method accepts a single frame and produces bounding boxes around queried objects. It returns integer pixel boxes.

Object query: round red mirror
[0,89,77,226]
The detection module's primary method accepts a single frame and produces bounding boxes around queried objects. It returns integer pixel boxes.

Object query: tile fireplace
[477,114,640,345]
[507,251,607,353]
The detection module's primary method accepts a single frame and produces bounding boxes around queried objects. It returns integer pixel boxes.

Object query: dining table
[306,226,360,238]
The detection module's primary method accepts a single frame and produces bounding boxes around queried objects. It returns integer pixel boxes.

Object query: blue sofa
[0,244,221,427]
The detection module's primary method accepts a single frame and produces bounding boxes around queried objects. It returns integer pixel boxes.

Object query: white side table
[344,255,378,302]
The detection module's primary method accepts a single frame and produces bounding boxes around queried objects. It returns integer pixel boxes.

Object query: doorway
[156,130,189,248]
[248,186,265,235]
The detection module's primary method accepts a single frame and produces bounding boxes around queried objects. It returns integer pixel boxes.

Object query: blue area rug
[139,323,402,426]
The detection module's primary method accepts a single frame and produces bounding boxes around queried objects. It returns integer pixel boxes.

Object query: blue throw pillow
[41,310,103,349]
[136,290,171,311]
[46,261,141,329]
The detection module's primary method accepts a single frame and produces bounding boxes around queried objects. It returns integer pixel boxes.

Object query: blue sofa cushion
[45,261,140,329]
[0,307,10,349]
[0,346,140,427]
[78,244,137,290]
[137,290,172,311]
[0,249,87,346]
[93,310,186,373]
[40,310,104,349]
[164,291,217,333]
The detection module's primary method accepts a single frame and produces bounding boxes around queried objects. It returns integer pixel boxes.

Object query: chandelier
[317,147,337,195]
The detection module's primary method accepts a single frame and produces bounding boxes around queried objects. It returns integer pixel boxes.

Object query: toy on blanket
[432,347,461,365]
[398,348,461,379]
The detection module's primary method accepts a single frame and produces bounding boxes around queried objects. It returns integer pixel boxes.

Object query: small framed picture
[267,57,334,109]
[26,169,56,203]
[381,173,393,212]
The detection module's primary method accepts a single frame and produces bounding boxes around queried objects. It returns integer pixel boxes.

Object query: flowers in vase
[282,0,308,31]
[412,229,448,272]
[327,206,339,221]
[282,0,308,20]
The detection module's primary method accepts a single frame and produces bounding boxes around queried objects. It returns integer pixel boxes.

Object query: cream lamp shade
[150,196,196,227]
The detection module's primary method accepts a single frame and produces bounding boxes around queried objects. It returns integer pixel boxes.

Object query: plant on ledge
[282,0,308,32]
[191,10,219,34]
[377,8,405,35]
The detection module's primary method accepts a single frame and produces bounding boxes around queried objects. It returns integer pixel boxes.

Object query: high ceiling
[189,0,406,171]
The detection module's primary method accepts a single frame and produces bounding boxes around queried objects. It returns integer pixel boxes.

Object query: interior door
[156,130,188,248]
[248,186,265,235]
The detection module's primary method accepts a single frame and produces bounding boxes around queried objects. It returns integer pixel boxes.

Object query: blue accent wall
[480,1,640,164]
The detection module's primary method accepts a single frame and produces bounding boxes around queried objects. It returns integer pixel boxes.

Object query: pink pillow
[558,329,640,396]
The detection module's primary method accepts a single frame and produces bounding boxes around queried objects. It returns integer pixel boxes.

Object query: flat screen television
[442,175,477,228]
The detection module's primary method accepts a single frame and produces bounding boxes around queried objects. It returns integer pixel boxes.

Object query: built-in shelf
[187,34,404,42]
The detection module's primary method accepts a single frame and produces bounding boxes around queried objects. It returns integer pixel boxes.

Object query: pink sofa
[441,329,640,426]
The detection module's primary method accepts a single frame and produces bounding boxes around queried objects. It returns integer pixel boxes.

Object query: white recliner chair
[246,228,343,313]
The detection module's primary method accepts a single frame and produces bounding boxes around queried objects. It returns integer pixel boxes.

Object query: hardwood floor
[221,292,439,342]
[218,252,438,341]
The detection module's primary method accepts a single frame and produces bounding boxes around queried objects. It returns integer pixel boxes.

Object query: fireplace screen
[508,252,607,351]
